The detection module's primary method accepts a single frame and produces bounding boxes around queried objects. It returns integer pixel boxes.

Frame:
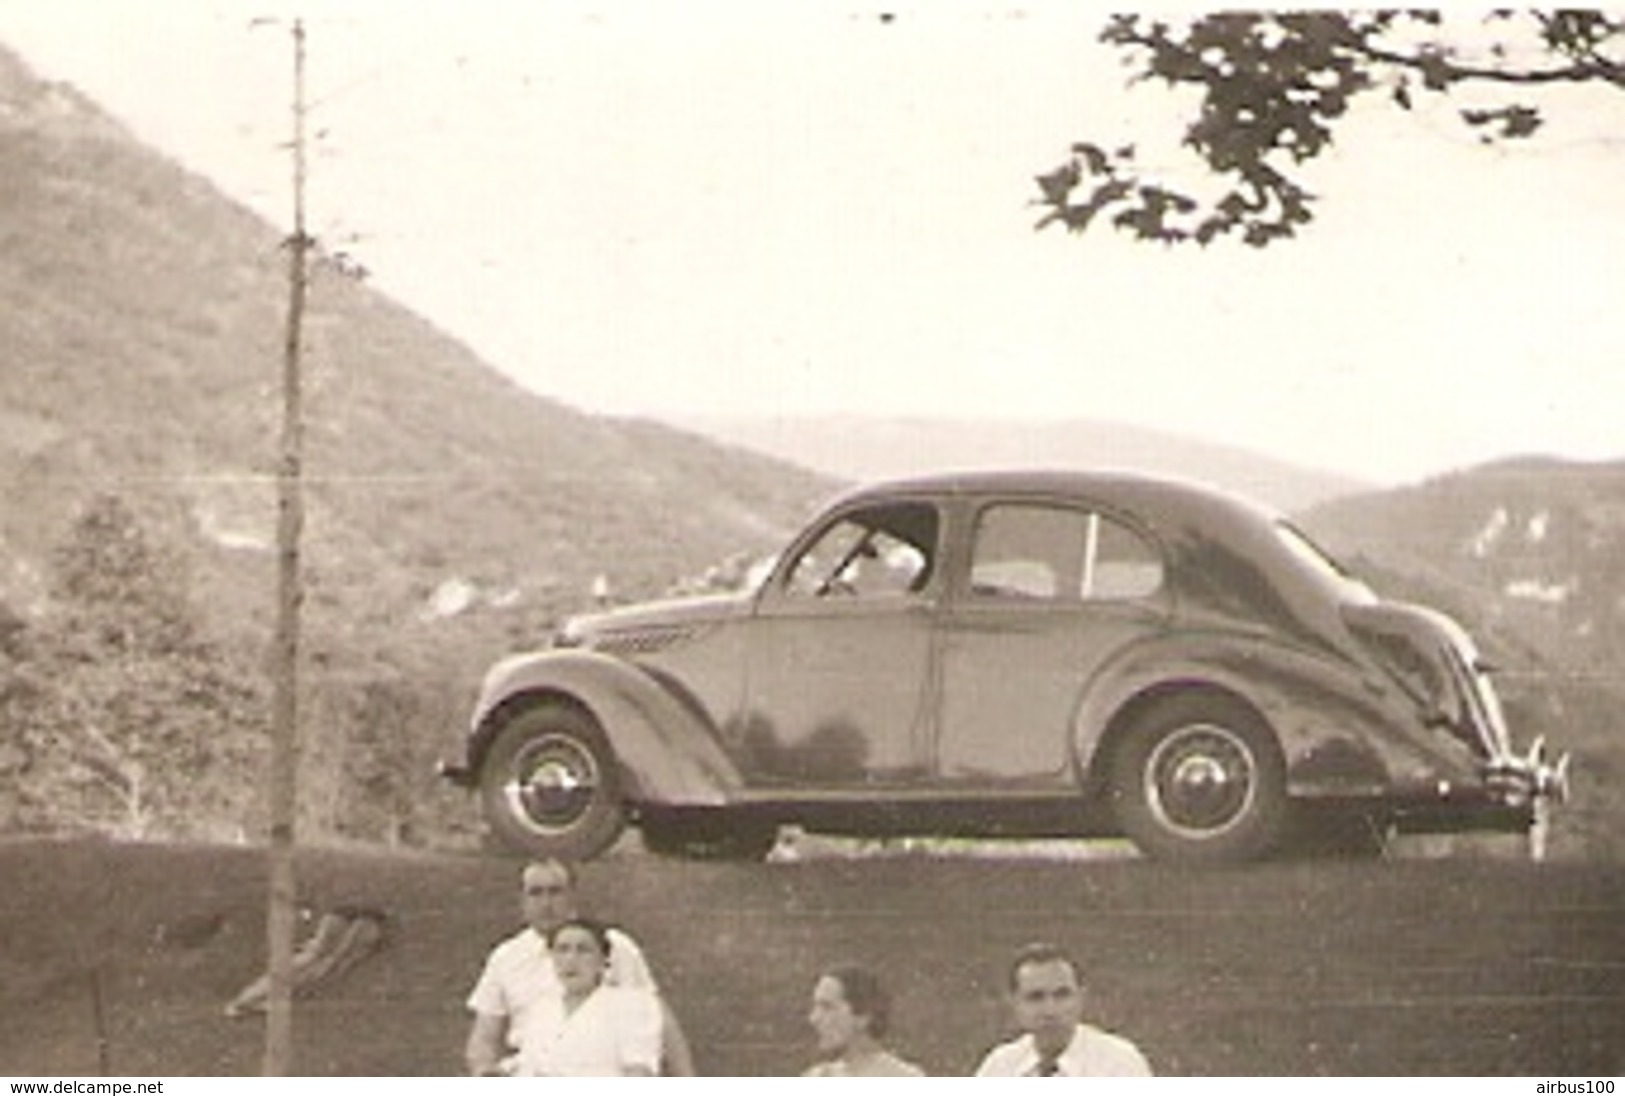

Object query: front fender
[471,649,743,807]
[1072,632,1488,800]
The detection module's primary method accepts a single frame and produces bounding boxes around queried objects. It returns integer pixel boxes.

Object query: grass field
[2,836,1621,1076]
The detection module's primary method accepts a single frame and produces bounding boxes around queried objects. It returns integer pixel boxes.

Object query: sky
[2,1,1623,485]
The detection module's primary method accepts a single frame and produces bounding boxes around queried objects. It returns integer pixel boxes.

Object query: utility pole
[265,16,310,1078]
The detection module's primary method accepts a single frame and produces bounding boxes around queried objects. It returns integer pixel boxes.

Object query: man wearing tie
[973,942,1153,1077]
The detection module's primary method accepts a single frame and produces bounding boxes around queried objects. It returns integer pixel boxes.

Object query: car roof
[826,469,1281,527]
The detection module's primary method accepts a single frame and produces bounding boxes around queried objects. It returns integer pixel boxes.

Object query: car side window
[969,504,1162,602]
[969,505,1078,599]
[783,502,939,600]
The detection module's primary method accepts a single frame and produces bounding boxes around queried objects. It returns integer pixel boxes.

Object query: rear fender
[1072,634,1484,800]
[472,650,742,807]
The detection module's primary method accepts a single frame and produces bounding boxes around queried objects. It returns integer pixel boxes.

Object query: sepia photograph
[1,1,1622,1078]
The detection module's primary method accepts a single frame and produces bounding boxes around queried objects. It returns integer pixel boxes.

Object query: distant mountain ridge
[671,413,1366,513]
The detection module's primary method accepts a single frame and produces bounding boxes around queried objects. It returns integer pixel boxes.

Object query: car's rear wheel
[479,700,626,860]
[1109,693,1287,863]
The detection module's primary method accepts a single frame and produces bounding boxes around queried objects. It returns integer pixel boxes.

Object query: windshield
[1275,522,1377,606]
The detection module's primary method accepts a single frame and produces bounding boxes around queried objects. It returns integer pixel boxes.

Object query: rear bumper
[1294,793,1535,836]
[1385,798,1534,836]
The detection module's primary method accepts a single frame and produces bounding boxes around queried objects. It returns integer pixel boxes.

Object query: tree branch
[1043,11,1625,247]
[1352,40,1625,89]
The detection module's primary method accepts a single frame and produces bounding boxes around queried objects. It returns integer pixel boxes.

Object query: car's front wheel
[479,700,626,859]
[1109,693,1287,863]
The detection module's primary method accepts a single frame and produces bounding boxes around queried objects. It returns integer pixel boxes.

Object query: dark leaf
[1502,105,1543,139]
[1418,51,1455,91]
[1071,142,1111,175]
[1034,161,1082,205]
[1459,104,1544,140]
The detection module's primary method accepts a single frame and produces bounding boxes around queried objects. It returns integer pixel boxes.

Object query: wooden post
[265,16,310,1078]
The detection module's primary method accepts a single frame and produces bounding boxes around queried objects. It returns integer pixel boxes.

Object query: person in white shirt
[512,917,663,1076]
[464,858,695,1076]
[973,942,1153,1077]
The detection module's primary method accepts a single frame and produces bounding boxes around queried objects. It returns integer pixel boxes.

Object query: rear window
[1275,522,1376,606]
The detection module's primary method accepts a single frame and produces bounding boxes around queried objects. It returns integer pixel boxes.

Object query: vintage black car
[442,471,1567,863]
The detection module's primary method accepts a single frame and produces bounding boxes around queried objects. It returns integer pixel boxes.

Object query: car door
[934,499,1168,786]
[738,499,941,787]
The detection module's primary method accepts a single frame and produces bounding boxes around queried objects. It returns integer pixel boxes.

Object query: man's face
[1011,958,1084,1057]
[520,863,578,934]
[808,975,864,1055]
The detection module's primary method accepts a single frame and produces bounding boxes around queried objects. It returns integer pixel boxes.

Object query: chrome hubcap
[503,734,600,835]
[1145,723,1257,837]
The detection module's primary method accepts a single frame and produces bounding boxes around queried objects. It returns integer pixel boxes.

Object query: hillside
[672,413,1365,512]
[0,47,831,615]
[1302,457,1625,673]
[0,46,831,843]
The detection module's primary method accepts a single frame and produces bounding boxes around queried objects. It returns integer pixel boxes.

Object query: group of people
[464,858,1153,1077]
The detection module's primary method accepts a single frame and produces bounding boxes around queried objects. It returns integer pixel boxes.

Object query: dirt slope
[1,838,1620,1077]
